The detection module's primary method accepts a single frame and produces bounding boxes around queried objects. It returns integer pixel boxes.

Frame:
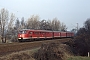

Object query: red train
[18,29,74,42]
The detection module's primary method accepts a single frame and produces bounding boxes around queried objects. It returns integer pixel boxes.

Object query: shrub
[33,43,73,60]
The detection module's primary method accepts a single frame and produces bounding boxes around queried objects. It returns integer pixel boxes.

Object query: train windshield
[18,30,27,34]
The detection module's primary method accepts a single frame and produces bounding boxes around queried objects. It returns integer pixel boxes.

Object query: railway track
[0,38,71,57]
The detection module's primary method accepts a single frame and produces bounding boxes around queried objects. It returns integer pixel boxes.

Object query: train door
[60,32,61,38]
[29,31,33,39]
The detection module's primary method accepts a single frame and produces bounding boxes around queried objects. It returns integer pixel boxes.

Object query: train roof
[20,29,53,32]
[20,29,73,33]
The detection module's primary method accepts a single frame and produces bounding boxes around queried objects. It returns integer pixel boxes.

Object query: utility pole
[76,23,78,32]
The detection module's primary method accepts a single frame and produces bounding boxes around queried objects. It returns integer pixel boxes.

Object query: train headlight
[20,35,21,37]
[18,38,21,39]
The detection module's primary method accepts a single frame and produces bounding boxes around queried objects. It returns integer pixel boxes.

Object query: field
[0,38,71,60]
[0,47,39,60]
[0,38,89,60]
[67,56,90,60]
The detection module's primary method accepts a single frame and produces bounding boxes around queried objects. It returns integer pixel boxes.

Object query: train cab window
[30,32,32,34]
[18,30,27,34]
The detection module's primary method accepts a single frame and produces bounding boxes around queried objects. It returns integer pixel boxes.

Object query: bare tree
[6,13,16,41]
[40,19,47,30]
[0,14,1,35]
[71,28,77,34]
[15,18,20,31]
[27,15,40,29]
[21,17,25,29]
[60,23,67,31]
[51,18,60,31]
[40,19,52,30]
[8,13,15,30]
[0,8,9,43]
[47,20,52,30]
[39,18,67,31]
[84,18,90,33]
[67,19,90,56]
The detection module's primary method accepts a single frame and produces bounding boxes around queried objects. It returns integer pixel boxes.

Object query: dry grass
[0,47,40,60]
[33,42,73,60]
[0,42,41,57]
[0,38,71,57]
[67,56,90,60]
[0,38,71,60]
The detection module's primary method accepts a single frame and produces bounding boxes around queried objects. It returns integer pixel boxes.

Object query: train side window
[36,32,38,34]
[40,32,41,34]
[34,32,36,34]
[37,32,39,34]
[34,32,38,34]
[40,32,42,34]
[19,30,27,34]
[43,32,45,34]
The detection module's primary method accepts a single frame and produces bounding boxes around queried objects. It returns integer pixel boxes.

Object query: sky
[0,0,90,30]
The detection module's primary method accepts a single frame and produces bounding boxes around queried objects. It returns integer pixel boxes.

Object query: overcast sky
[0,0,90,30]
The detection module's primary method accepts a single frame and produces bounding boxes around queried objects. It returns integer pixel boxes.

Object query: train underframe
[18,36,73,42]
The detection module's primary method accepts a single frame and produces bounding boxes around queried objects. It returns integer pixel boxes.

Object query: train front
[18,30,29,42]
